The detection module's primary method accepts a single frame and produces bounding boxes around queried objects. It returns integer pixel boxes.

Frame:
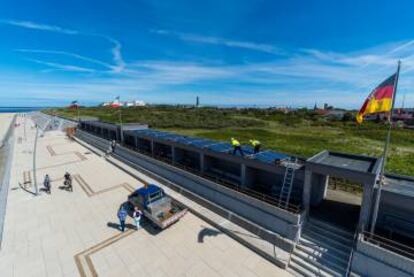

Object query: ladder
[279,159,297,208]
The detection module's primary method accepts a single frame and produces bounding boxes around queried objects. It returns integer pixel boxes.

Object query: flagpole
[369,60,401,234]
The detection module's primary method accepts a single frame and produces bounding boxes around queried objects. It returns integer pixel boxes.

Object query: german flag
[356,73,397,124]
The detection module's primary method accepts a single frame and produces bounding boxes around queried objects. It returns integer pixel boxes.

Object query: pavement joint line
[46,145,56,156]
[46,143,87,161]
[36,159,86,171]
[74,229,135,277]
[73,174,134,197]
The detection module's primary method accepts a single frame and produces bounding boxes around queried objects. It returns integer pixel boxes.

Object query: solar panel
[129,128,292,165]
[188,138,215,148]
[160,133,183,141]
[240,146,255,155]
[206,142,233,153]
[253,151,289,164]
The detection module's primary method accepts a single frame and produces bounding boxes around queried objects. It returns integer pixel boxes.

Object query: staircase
[289,218,355,277]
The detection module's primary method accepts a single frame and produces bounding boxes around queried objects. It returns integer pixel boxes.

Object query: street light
[119,109,124,144]
[32,115,52,196]
[33,125,39,195]
[23,113,27,141]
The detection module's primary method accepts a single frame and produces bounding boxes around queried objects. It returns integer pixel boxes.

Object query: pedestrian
[64,172,72,192]
[43,174,51,194]
[117,205,128,232]
[249,139,261,154]
[133,207,143,230]
[111,140,116,152]
[231,138,244,157]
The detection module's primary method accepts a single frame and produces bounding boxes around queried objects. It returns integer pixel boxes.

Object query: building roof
[306,150,382,184]
[126,129,292,165]
[308,151,379,173]
[384,174,414,198]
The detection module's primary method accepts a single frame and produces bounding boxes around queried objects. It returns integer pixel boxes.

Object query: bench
[23,171,32,188]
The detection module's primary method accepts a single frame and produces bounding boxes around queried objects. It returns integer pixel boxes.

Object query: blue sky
[1,0,414,108]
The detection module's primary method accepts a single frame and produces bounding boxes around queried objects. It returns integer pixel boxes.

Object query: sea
[0,107,46,113]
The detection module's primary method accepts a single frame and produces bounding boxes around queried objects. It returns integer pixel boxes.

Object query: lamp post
[33,125,39,195]
[119,109,124,144]
[23,114,27,141]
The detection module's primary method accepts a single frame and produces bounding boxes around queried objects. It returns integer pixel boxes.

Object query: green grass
[45,106,414,176]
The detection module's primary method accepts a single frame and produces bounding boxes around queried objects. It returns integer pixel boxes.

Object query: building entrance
[309,176,362,231]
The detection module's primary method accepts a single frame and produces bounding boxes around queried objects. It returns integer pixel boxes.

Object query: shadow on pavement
[198,227,222,243]
[107,222,136,231]
[106,218,162,236]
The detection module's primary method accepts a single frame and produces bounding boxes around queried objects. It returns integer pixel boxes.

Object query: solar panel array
[254,151,289,163]
[128,129,291,165]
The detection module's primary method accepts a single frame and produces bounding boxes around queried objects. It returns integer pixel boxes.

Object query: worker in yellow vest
[231,138,244,157]
[250,139,261,154]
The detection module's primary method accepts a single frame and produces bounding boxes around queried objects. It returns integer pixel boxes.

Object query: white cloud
[153,29,284,55]
[1,19,78,35]
[27,58,96,73]
[108,38,126,73]
[16,49,114,70]
[3,19,126,74]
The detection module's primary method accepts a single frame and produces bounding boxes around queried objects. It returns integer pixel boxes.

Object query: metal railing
[345,228,360,276]
[361,231,414,260]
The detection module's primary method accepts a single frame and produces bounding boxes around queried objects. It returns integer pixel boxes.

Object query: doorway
[309,176,362,231]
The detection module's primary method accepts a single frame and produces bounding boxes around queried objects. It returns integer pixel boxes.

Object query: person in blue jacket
[117,205,128,232]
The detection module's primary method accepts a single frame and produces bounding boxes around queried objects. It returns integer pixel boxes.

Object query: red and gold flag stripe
[356,73,396,124]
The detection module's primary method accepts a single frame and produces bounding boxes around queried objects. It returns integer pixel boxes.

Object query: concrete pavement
[0,115,292,277]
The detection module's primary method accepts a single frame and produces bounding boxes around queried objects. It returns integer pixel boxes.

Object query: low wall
[76,129,303,242]
[0,114,17,247]
[351,237,414,277]
[76,130,110,152]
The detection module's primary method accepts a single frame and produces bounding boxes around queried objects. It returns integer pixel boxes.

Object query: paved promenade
[0,116,291,277]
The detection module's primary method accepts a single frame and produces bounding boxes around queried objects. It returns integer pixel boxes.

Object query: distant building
[364,108,414,122]
[324,110,346,120]
[124,100,146,107]
[68,100,79,109]
[276,107,290,114]
[100,97,146,108]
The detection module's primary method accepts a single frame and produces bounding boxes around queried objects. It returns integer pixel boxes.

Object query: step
[296,242,349,268]
[289,259,316,277]
[307,223,354,246]
[308,218,354,239]
[293,248,347,274]
[290,254,342,277]
[303,228,353,252]
[299,236,351,259]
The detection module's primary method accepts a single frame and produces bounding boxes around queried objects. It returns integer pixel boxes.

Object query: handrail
[345,228,360,276]
[361,231,414,260]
